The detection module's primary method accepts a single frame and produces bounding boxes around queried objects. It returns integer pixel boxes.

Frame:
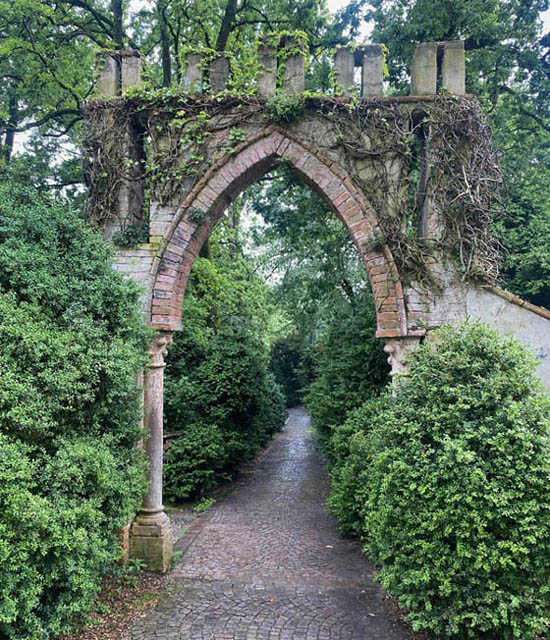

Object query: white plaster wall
[466,287,550,390]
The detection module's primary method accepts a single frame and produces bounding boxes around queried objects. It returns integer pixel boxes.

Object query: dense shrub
[304,291,390,456]
[161,221,287,502]
[269,334,305,407]
[163,422,229,500]
[328,322,550,639]
[164,327,286,501]
[0,185,147,639]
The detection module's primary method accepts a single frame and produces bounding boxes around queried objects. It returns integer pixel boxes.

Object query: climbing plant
[84,88,504,288]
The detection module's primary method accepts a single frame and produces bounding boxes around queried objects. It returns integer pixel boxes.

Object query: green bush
[163,422,229,501]
[164,327,286,500]
[304,291,390,457]
[328,322,550,639]
[269,334,304,407]
[0,185,147,639]
[326,397,388,537]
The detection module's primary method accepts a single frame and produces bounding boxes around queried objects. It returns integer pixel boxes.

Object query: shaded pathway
[123,408,418,640]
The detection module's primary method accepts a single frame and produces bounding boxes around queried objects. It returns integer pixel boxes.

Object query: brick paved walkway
[123,408,418,640]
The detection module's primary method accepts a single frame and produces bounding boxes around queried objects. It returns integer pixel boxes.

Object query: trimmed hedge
[328,322,550,639]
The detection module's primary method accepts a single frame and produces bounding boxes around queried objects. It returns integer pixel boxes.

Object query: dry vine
[426,96,503,284]
[83,92,504,287]
[82,99,143,229]
[316,95,503,288]
[317,98,435,288]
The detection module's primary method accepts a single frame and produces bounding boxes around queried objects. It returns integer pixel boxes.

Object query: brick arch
[149,127,407,338]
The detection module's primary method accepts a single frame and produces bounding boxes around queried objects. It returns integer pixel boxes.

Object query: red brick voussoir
[149,126,408,338]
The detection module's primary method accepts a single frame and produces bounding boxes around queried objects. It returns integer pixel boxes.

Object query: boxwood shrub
[328,322,550,639]
[0,185,147,639]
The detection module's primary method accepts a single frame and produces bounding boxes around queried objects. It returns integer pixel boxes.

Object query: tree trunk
[111,0,124,49]
[158,1,172,86]
[215,0,238,52]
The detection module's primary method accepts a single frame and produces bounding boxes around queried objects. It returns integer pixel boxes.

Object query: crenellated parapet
[94,39,466,100]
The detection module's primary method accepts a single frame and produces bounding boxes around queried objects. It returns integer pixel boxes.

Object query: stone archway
[148,126,407,339]
[86,38,550,571]
[124,124,412,571]
[84,39,466,571]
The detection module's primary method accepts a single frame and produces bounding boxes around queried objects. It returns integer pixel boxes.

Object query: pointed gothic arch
[147,127,407,338]
[87,41,550,573]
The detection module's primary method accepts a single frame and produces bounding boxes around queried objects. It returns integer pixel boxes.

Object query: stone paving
[123,408,418,640]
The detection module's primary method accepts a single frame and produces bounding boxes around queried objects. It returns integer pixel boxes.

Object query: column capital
[383,336,421,379]
[148,331,173,368]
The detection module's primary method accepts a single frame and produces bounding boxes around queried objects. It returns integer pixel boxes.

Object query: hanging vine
[83,90,504,287]
[425,96,503,283]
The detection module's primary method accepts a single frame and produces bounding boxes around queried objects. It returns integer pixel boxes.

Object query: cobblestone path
[124,408,418,640]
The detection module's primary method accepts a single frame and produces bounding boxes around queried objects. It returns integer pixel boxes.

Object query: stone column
[257,36,277,99]
[209,55,230,92]
[281,36,305,94]
[183,53,204,92]
[129,331,173,572]
[120,50,142,90]
[95,50,145,242]
[95,52,120,97]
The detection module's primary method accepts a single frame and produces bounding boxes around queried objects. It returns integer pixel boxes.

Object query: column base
[129,510,173,572]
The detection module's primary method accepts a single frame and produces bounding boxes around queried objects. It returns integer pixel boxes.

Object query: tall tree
[0,0,131,171]
[132,0,350,87]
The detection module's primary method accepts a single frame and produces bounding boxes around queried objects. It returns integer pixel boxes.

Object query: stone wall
[466,286,550,390]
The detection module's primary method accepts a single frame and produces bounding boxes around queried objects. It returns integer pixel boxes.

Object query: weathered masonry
[84,37,550,571]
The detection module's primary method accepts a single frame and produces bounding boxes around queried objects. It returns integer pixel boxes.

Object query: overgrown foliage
[85,91,504,290]
[367,0,550,306]
[269,334,305,407]
[164,328,285,500]
[303,291,390,456]
[0,185,148,639]
[163,217,286,501]
[247,165,389,416]
[328,322,550,639]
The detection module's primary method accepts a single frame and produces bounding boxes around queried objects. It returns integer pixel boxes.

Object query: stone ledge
[485,286,550,322]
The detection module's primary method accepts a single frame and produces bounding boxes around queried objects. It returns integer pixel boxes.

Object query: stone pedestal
[129,332,173,572]
[130,511,172,572]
